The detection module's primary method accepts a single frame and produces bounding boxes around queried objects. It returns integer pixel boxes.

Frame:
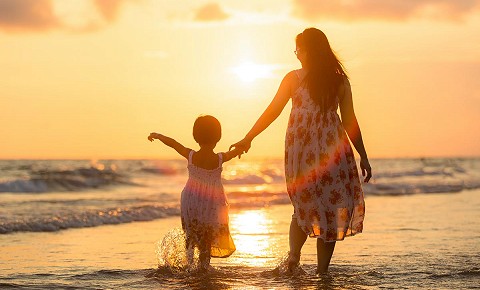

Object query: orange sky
[1,0,479,159]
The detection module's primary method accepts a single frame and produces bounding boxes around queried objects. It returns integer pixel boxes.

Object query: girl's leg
[316,239,336,273]
[185,236,195,266]
[198,233,211,271]
[288,216,307,269]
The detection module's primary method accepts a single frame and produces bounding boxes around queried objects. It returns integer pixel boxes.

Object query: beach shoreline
[1,189,479,289]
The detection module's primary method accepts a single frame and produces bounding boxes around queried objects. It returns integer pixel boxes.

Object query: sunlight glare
[229,210,274,266]
[231,210,270,235]
[230,61,276,82]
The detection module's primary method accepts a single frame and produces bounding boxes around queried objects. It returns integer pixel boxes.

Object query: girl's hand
[229,138,252,159]
[148,132,158,142]
[360,157,372,183]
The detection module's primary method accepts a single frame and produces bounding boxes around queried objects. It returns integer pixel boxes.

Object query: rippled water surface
[1,158,479,289]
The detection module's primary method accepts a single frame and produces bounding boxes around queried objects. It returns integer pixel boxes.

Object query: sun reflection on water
[229,210,276,267]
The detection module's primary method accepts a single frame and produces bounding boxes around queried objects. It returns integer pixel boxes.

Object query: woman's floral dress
[181,150,236,258]
[285,70,365,242]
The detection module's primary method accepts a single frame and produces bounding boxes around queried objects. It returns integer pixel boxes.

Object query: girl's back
[191,150,221,170]
[181,149,235,259]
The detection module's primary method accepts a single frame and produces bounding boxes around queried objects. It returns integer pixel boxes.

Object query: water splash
[156,228,189,272]
[155,227,213,274]
[270,252,307,276]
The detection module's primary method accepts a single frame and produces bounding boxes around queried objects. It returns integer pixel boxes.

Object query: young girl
[148,115,241,272]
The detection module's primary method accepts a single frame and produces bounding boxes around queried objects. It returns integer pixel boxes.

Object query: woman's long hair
[296,28,348,112]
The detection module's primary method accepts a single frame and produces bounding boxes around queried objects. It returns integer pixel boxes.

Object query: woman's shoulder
[283,69,303,90]
[337,75,351,103]
[340,75,351,88]
[286,69,304,80]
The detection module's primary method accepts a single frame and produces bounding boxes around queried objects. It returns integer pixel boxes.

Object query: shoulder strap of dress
[294,69,307,87]
[188,150,194,165]
[294,69,301,80]
[217,153,223,168]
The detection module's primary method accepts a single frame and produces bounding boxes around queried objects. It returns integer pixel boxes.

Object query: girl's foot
[196,264,214,274]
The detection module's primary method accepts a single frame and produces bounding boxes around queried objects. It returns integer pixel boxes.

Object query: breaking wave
[0,167,132,193]
[0,205,180,234]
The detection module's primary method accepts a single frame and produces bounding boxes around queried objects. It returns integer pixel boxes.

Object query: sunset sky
[1,0,479,159]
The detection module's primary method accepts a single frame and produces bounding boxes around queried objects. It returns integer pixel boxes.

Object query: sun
[230,61,276,82]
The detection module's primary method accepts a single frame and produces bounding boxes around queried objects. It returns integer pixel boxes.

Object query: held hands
[360,158,372,183]
[229,138,252,159]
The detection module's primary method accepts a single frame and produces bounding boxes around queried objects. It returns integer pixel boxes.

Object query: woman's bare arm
[245,71,295,141]
[230,71,296,153]
[338,78,372,182]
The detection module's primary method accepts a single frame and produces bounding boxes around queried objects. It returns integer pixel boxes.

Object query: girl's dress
[285,69,366,242]
[181,150,236,257]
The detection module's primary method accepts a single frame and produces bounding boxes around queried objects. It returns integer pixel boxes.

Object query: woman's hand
[229,138,252,159]
[360,158,372,183]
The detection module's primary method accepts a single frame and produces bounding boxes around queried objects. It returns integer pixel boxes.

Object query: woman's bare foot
[287,252,301,274]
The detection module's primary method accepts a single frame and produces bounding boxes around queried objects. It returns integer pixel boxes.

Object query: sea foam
[0,205,180,234]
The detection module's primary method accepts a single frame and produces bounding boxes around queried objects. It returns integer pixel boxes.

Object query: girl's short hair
[193,115,221,145]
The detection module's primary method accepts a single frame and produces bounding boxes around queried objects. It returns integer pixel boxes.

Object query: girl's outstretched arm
[148,132,191,159]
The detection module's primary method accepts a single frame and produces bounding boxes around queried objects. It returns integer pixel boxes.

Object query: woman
[230,27,372,273]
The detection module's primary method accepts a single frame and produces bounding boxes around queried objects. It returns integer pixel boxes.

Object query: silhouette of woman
[230,27,372,273]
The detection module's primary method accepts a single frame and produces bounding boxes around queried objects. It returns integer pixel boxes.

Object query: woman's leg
[316,239,336,273]
[288,216,307,269]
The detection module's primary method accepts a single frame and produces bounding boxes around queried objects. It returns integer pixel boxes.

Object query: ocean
[1,158,479,289]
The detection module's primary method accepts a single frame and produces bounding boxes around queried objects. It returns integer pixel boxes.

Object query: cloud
[0,0,133,33]
[292,0,480,22]
[194,3,229,22]
[92,0,127,22]
[0,0,58,31]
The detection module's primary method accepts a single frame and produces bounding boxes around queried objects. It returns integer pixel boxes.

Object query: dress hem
[307,230,363,242]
